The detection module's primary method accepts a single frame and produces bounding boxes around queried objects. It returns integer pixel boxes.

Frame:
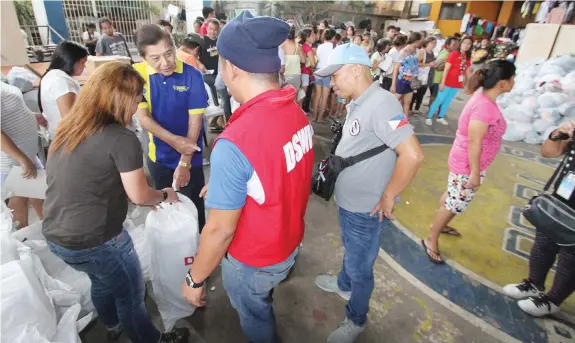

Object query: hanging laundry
[460,13,471,33]
[485,21,494,35]
[474,21,484,36]
[536,0,551,22]
[566,1,574,22]
[532,2,540,17]
[547,6,567,24]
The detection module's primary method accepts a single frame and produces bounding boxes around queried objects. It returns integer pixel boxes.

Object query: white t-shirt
[383,47,401,77]
[82,31,101,41]
[1,83,39,173]
[40,69,80,139]
[370,51,384,77]
[316,42,335,70]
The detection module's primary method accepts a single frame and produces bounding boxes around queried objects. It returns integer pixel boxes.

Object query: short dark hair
[445,36,458,47]
[287,26,296,40]
[195,16,204,23]
[422,37,436,48]
[407,32,422,45]
[454,32,462,38]
[157,19,173,30]
[392,34,407,47]
[299,28,313,42]
[376,39,391,53]
[249,72,280,84]
[39,41,89,112]
[202,6,215,19]
[86,23,96,30]
[98,17,112,29]
[219,19,227,25]
[335,33,342,42]
[386,25,397,32]
[135,24,174,57]
[182,37,201,50]
[325,28,336,41]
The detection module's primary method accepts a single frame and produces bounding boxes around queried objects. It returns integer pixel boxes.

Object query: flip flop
[421,239,445,264]
[441,226,461,237]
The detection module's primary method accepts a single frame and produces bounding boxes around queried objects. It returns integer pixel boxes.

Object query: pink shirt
[448,92,507,175]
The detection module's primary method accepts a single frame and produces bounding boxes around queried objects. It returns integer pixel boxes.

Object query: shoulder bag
[311,144,388,201]
[523,147,575,246]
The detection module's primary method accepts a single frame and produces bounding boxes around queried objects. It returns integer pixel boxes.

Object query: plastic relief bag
[7,67,39,93]
[146,193,199,331]
[126,222,151,282]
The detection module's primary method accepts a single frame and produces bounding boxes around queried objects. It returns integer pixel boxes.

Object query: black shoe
[106,325,123,341]
[160,327,190,343]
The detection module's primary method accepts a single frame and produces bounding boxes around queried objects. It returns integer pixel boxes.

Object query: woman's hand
[439,83,445,91]
[162,188,180,203]
[19,157,37,179]
[464,173,481,191]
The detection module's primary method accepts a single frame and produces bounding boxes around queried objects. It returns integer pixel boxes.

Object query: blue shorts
[395,78,413,95]
[315,75,331,88]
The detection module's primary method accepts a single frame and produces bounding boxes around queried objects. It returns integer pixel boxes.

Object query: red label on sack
[184,256,195,266]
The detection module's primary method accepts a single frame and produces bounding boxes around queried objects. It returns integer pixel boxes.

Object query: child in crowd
[177,35,207,73]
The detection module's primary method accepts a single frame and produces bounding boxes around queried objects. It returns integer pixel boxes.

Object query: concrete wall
[1,1,29,66]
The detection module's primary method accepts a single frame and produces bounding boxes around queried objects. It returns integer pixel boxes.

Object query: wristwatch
[178,161,191,169]
[185,271,205,288]
[161,189,168,201]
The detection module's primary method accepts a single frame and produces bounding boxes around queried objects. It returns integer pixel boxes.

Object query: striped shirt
[1,82,39,173]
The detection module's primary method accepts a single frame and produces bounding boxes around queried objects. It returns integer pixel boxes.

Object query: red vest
[216,86,314,268]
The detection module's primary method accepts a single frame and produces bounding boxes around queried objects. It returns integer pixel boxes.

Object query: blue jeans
[427,86,459,119]
[337,207,387,326]
[222,248,298,343]
[48,231,161,343]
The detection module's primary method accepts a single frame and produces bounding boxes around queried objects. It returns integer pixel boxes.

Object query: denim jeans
[147,159,206,231]
[48,230,161,343]
[222,248,298,343]
[337,207,387,326]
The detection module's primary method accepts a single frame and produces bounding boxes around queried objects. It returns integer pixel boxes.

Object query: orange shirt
[177,49,201,70]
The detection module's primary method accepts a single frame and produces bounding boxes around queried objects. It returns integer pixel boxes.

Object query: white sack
[7,67,38,93]
[146,193,199,331]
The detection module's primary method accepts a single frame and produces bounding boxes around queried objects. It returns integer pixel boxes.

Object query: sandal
[209,125,224,133]
[421,239,444,264]
[440,226,461,237]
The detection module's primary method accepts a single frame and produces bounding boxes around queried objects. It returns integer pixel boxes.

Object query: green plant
[13,0,35,26]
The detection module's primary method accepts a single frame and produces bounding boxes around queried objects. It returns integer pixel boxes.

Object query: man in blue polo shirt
[134,24,208,229]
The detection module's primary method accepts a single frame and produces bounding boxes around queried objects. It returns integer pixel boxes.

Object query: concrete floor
[81,92,511,343]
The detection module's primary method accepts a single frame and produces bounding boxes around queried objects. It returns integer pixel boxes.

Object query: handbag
[311,144,389,201]
[417,50,430,86]
[523,149,575,246]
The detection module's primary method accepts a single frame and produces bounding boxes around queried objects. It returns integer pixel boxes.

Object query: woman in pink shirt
[422,60,516,264]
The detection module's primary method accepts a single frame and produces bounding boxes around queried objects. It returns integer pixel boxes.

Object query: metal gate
[62,0,184,48]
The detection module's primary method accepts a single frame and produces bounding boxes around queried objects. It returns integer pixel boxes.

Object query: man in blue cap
[181,11,314,343]
[314,43,424,343]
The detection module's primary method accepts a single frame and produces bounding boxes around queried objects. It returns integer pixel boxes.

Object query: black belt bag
[523,151,575,246]
[311,144,388,201]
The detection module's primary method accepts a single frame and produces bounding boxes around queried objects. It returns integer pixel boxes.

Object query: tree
[13,0,35,26]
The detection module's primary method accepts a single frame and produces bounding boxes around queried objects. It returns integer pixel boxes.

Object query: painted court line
[377,248,522,343]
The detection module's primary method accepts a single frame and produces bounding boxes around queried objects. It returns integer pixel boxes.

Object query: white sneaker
[327,318,365,343]
[437,118,449,125]
[503,279,542,300]
[518,294,559,317]
[315,275,351,301]
[425,119,433,126]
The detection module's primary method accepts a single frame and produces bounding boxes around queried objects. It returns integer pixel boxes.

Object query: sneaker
[315,275,351,301]
[106,324,123,341]
[160,327,190,343]
[437,118,449,125]
[202,158,210,166]
[518,294,560,317]
[327,317,365,343]
[425,119,433,126]
[503,279,542,300]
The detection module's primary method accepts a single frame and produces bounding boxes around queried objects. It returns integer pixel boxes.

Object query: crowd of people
[1,6,574,343]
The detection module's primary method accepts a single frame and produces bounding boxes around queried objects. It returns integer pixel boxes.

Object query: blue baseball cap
[315,43,371,77]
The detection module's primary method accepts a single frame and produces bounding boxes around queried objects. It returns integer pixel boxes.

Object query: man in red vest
[181,10,314,343]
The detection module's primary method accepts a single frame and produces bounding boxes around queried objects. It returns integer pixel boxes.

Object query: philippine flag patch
[388,114,408,131]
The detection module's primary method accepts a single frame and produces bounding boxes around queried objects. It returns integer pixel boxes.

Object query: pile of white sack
[497,55,575,144]
[0,192,199,342]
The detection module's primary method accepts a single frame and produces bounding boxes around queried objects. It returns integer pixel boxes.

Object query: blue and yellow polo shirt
[134,59,207,169]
